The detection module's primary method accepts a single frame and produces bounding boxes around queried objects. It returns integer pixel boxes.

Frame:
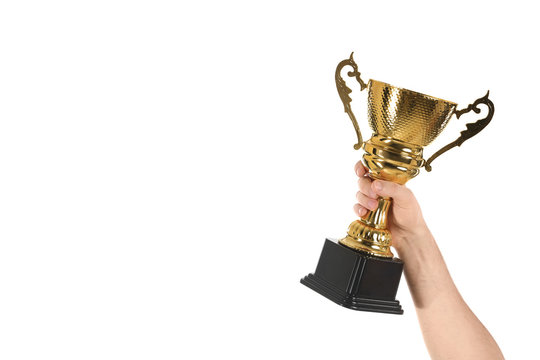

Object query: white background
[1,1,539,359]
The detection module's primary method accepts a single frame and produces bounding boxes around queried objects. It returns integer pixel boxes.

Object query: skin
[353,161,504,360]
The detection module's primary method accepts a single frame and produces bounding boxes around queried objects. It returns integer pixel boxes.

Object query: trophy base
[301,238,404,314]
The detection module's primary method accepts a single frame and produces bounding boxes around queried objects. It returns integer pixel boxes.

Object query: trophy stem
[339,197,394,258]
[363,196,390,229]
[338,134,426,258]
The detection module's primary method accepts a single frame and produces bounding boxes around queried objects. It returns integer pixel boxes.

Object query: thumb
[371,180,413,206]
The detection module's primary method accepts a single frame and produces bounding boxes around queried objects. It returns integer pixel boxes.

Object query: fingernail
[359,207,367,216]
[368,199,378,210]
[373,181,382,192]
[355,168,360,177]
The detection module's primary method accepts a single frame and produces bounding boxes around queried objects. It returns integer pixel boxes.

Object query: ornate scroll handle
[424,91,495,172]
[335,52,368,150]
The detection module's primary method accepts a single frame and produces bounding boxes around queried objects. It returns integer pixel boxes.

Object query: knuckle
[389,182,402,195]
[399,185,411,196]
[404,187,415,201]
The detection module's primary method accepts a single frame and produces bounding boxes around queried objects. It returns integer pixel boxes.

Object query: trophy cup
[300,52,494,314]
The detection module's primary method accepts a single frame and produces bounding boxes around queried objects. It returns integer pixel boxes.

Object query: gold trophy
[301,52,494,314]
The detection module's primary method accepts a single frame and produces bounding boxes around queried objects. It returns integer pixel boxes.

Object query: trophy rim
[368,79,458,106]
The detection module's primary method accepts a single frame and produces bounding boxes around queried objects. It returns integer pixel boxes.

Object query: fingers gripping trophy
[300,52,494,314]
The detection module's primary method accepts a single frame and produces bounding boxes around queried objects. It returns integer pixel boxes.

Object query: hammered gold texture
[367,80,457,147]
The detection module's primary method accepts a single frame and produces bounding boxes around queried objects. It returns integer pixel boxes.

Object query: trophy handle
[424,91,495,172]
[335,52,368,150]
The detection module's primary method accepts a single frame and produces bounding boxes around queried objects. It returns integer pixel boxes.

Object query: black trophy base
[301,238,404,314]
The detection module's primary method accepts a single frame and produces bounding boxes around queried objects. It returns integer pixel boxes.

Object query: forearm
[395,227,504,360]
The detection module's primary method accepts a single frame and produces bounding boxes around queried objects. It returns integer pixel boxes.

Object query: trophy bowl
[367,80,457,147]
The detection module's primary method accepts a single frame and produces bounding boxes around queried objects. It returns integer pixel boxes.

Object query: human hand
[353,161,429,252]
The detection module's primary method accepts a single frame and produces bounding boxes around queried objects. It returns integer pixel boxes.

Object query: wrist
[393,222,434,256]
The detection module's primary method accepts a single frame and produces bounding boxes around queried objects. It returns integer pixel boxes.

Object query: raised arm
[354,161,504,360]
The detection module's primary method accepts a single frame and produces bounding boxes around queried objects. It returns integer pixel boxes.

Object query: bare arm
[354,161,504,360]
